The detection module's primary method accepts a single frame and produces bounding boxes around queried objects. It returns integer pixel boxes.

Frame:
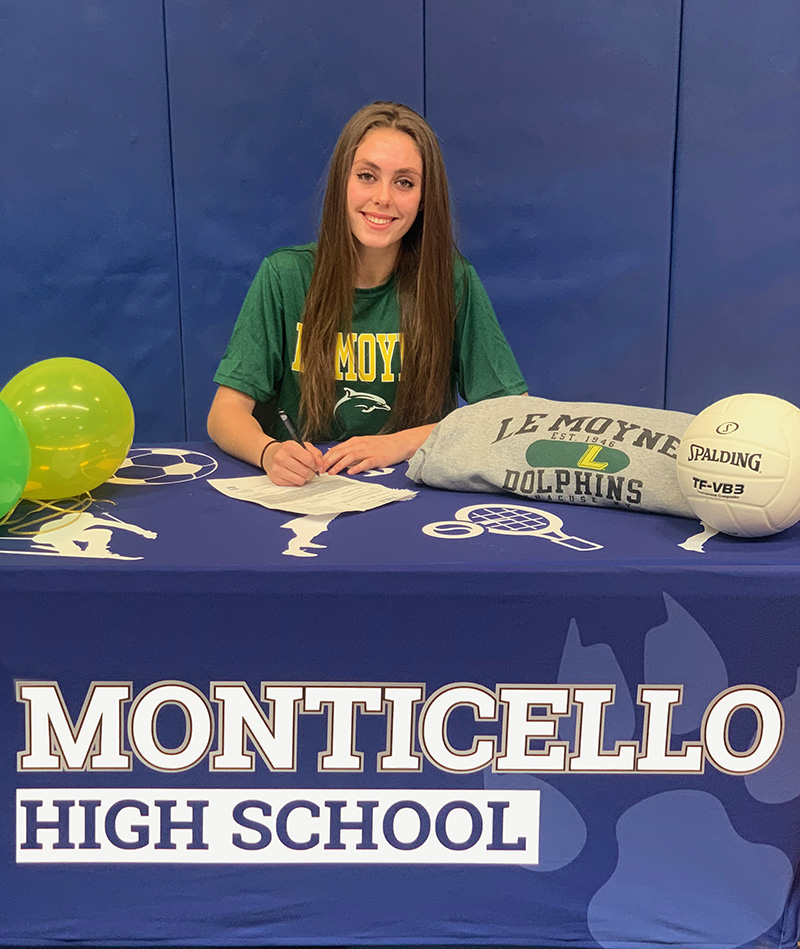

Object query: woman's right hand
[207,385,322,486]
[262,439,324,486]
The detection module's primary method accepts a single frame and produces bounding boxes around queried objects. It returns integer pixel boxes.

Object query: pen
[278,407,318,477]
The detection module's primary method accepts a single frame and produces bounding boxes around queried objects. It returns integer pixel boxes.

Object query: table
[2,443,799,947]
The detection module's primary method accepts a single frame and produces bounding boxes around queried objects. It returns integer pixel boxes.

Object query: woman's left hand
[320,426,436,476]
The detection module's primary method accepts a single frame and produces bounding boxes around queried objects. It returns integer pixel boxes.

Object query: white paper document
[208,473,417,516]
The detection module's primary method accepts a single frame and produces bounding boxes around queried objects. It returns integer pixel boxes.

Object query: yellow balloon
[0,357,135,500]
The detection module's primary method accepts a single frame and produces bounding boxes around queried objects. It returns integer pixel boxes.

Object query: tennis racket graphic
[422,504,603,551]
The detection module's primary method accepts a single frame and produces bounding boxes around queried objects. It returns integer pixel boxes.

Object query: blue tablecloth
[2,444,799,947]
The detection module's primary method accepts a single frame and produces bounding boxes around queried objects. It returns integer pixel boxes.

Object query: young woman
[207,101,526,485]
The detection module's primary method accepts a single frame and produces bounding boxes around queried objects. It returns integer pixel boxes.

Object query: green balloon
[0,399,31,518]
[0,358,135,500]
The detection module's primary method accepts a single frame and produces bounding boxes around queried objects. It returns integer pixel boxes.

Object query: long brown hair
[299,101,460,439]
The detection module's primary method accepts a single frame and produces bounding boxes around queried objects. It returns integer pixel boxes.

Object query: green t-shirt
[214,244,526,441]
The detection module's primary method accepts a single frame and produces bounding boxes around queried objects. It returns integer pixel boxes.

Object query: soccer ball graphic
[676,393,800,537]
[109,448,218,486]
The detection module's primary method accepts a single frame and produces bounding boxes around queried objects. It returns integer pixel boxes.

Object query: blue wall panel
[668,0,800,413]
[166,0,424,438]
[0,1,182,441]
[426,0,681,408]
[3,2,798,446]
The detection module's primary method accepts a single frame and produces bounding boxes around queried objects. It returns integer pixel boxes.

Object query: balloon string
[0,492,115,535]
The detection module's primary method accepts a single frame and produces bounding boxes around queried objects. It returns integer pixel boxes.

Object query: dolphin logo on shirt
[334,388,392,419]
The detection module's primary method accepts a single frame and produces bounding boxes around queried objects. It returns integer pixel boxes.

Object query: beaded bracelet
[259,440,279,472]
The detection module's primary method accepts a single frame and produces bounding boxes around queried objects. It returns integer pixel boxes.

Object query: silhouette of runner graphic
[280,513,338,558]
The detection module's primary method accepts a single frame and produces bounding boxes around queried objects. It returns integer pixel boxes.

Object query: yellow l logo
[576,445,609,470]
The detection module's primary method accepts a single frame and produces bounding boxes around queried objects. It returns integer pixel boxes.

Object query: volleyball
[675,393,800,537]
